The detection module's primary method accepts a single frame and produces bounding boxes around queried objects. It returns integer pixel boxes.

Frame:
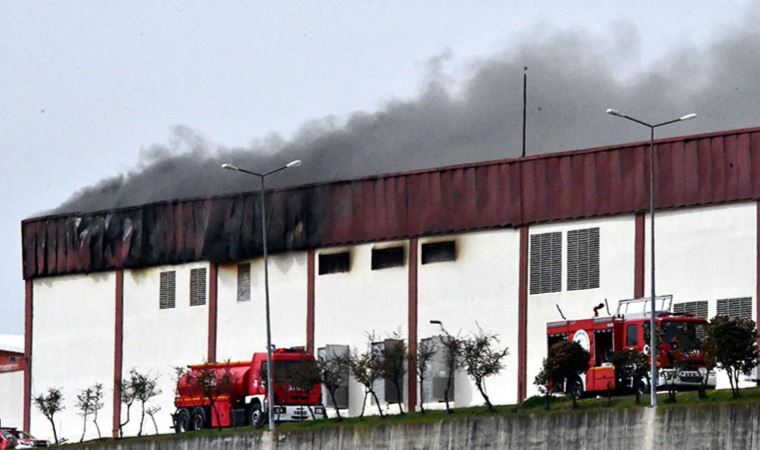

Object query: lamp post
[605,109,696,407]
[221,159,302,431]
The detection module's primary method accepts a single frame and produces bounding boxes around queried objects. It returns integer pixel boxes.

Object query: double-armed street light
[605,109,696,407]
[221,159,302,431]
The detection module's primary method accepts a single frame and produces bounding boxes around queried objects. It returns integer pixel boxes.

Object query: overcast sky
[0,1,755,334]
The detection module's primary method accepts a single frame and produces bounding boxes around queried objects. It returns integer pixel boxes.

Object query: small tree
[348,337,385,418]
[118,374,137,437]
[317,355,349,421]
[75,383,104,442]
[119,368,161,437]
[534,367,553,410]
[33,387,64,445]
[183,362,236,429]
[462,328,509,411]
[379,334,407,415]
[280,359,322,420]
[440,333,464,414]
[416,338,438,414]
[704,315,758,398]
[611,349,649,404]
[539,340,590,409]
[146,405,161,435]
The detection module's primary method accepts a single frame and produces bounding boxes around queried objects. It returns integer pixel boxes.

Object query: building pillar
[306,250,315,354]
[112,270,124,438]
[517,227,528,403]
[23,280,33,433]
[208,263,218,362]
[407,238,419,413]
[634,213,646,298]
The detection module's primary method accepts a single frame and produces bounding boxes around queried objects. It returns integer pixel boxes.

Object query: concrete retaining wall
[68,402,760,450]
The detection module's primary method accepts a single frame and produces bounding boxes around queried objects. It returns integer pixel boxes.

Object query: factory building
[18,126,760,441]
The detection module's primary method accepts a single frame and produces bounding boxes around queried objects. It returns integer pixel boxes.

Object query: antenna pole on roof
[521,66,528,158]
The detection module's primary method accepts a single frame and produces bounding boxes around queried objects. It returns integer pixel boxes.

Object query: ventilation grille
[190,268,207,306]
[716,297,752,320]
[530,232,562,294]
[159,271,176,309]
[567,227,599,291]
[673,301,708,318]
[237,263,251,302]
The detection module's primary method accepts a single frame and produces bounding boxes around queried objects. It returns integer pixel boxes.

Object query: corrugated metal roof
[21,126,760,280]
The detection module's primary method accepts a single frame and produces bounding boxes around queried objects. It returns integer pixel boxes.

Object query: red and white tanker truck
[173,347,324,431]
[546,296,717,395]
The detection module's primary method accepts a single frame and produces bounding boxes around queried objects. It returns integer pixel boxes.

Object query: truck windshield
[261,361,308,383]
[662,321,706,351]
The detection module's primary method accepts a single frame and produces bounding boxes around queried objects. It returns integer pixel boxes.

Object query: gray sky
[0,1,755,334]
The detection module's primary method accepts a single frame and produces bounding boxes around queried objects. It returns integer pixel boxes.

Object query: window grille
[190,268,207,306]
[529,232,562,294]
[421,241,456,264]
[237,263,251,302]
[716,297,752,320]
[319,252,351,275]
[371,246,405,270]
[673,301,708,319]
[567,228,600,291]
[159,271,176,309]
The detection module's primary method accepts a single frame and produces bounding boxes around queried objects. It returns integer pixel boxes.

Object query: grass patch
[60,387,760,447]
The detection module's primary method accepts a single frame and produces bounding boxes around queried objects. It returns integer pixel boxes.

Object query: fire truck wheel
[249,402,266,429]
[174,409,190,433]
[190,407,206,431]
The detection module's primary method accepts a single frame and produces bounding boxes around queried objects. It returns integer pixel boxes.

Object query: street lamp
[221,159,302,431]
[605,109,696,407]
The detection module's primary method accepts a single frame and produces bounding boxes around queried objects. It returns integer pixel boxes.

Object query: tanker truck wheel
[190,407,207,431]
[174,409,190,433]
[249,402,266,429]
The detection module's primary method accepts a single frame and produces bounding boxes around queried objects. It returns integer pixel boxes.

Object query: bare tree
[317,355,349,421]
[416,338,438,414]
[33,387,64,445]
[75,383,105,442]
[462,328,509,411]
[440,333,464,414]
[119,368,161,437]
[146,405,162,435]
[348,335,385,418]
[118,374,137,438]
[379,333,407,415]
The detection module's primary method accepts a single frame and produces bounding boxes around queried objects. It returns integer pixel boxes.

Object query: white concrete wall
[216,252,308,362]
[648,201,757,389]
[0,370,23,429]
[122,262,209,436]
[526,215,636,398]
[31,273,116,443]
[417,230,520,409]
[314,242,409,416]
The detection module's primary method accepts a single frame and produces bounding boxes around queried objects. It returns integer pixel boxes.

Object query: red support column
[111,270,124,437]
[208,263,218,363]
[517,227,528,403]
[756,203,760,351]
[407,239,419,413]
[634,213,646,298]
[306,250,315,354]
[23,280,33,433]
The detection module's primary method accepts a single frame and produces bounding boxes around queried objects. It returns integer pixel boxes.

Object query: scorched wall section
[121,262,209,435]
[30,273,116,443]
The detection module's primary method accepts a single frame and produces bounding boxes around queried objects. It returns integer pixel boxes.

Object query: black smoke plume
[54,10,760,214]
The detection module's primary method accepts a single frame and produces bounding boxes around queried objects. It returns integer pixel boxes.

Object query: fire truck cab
[546,296,717,395]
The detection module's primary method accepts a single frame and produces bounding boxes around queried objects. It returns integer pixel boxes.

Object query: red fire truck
[546,296,716,395]
[173,348,324,431]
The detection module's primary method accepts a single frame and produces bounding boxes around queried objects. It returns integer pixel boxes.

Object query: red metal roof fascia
[21,126,760,279]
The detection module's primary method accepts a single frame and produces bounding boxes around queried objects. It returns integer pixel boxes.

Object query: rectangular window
[318,252,351,275]
[567,227,600,291]
[190,267,207,306]
[421,241,456,264]
[159,271,176,309]
[371,246,405,270]
[716,297,752,320]
[626,324,638,347]
[237,263,251,302]
[673,301,708,319]
[529,232,562,294]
